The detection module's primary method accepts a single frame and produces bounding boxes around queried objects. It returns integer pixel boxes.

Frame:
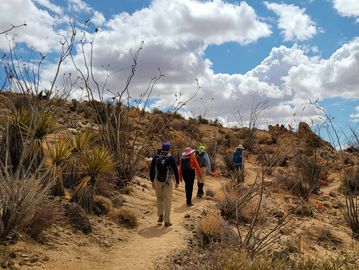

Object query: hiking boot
[164,222,172,227]
[196,193,203,198]
[187,202,194,207]
[157,215,163,224]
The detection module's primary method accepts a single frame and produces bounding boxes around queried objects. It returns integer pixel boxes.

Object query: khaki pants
[198,167,207,184]
[154,179,173,223]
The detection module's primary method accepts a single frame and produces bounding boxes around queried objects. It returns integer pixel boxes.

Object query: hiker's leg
[184,175,191,205]
[187,170,195,204]
[197,167,206,196]
[154,180,164,217]
[163,181,173,223]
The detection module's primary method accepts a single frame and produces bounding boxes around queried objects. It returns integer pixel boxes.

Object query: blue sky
[1,0,359,146]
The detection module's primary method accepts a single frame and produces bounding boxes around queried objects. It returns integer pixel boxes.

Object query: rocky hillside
[0,92,359,269]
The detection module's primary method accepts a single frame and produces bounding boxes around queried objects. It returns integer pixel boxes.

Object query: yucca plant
[71,147,114,213]
[63,131,94,188]
[46,140,72,196]
[25,111,57,170]
[0,108,31,172]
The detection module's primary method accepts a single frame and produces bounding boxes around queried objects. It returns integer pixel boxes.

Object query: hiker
[195,145,211,198]
[150,143,179,227]
[232,144,245,171]
[179,147,203,206]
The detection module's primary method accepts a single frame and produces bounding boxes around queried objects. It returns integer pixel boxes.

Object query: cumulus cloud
[265,2,318,41]
[0,0,62,52]
[332,0,359,20]
[2,0,359,128]
[33,0,63,15]
[68,0,92,13]
[106,0,272,47]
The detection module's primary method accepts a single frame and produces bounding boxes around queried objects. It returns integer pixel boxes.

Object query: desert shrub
[111,208,138,228]
[46,140,72,196]
[317,228,343,247]
[71,147,114,213]
[218,186,256,223]
[0,174,51,240]
[232,168,246,184]
[93,195,112,215]
[342,167,359,195]
[256,149,276,175]
[27,199,62,239]
[290,155,322,198]
[288,204,313,217]
[197,214,235,247]
[197,115,209,124]
[276,171,298,192]
[66,202,92,234]
[240,128,256,151]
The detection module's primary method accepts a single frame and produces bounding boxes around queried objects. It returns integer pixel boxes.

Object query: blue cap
[162,143,171,151]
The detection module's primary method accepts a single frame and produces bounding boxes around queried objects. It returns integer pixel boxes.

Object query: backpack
[181,156,192,173]
[196,152,206,167]
[156,152,170,181]
[232,149,243,166]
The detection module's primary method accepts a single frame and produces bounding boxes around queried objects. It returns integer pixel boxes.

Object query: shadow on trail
[138,225,172,238]
[174,204,192,214]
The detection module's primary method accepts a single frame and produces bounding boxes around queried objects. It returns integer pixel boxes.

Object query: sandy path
[33,175,222,270]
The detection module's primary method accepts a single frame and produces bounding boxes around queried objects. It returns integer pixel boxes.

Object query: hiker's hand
[175,183,179,189]
[152,182,155,189]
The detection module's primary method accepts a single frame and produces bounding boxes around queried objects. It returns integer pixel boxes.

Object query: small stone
[43,256,50,262]
[329,191,337,197]
[184,214,191,218]
[332,202,341,209]
[9,252,16,259]
[1,261,8,268]
[30,257,38,263]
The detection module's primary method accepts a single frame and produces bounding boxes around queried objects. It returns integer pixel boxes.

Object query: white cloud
[332,0,359,20]
[68,0,92,13]
[33,0,63,15]
[92,11,105,26]
[265,2,318,41]
[106,0,272,47]
[0,0,62,52]
[2,0,359,128]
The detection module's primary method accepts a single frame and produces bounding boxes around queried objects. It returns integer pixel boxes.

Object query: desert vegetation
[0,20,359,270]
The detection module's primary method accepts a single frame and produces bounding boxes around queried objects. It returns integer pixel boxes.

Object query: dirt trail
[36,175,223,270]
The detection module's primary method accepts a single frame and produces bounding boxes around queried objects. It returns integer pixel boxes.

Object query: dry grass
[111,208,138,229]
[66,202,92,234]
[27,199,62,239]
[93,195,113,215]
[198,214,235,247]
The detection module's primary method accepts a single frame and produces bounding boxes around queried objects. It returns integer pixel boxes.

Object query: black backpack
[181,156,192,172]
[156,152,170,182]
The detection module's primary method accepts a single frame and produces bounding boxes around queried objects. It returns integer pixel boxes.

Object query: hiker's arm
[192,157,203,178]
[149,157,156,182]
[205,153,211,173]
[169,157,179,184]
[178,159,182,182]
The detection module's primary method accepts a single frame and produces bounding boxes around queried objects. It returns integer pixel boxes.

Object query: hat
[182,147,195,157]
[162,143,171,151]
[198,145,206,153]
[237,144,245,150]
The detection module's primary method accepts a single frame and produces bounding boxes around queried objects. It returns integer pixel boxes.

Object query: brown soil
[6,176,223,270]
